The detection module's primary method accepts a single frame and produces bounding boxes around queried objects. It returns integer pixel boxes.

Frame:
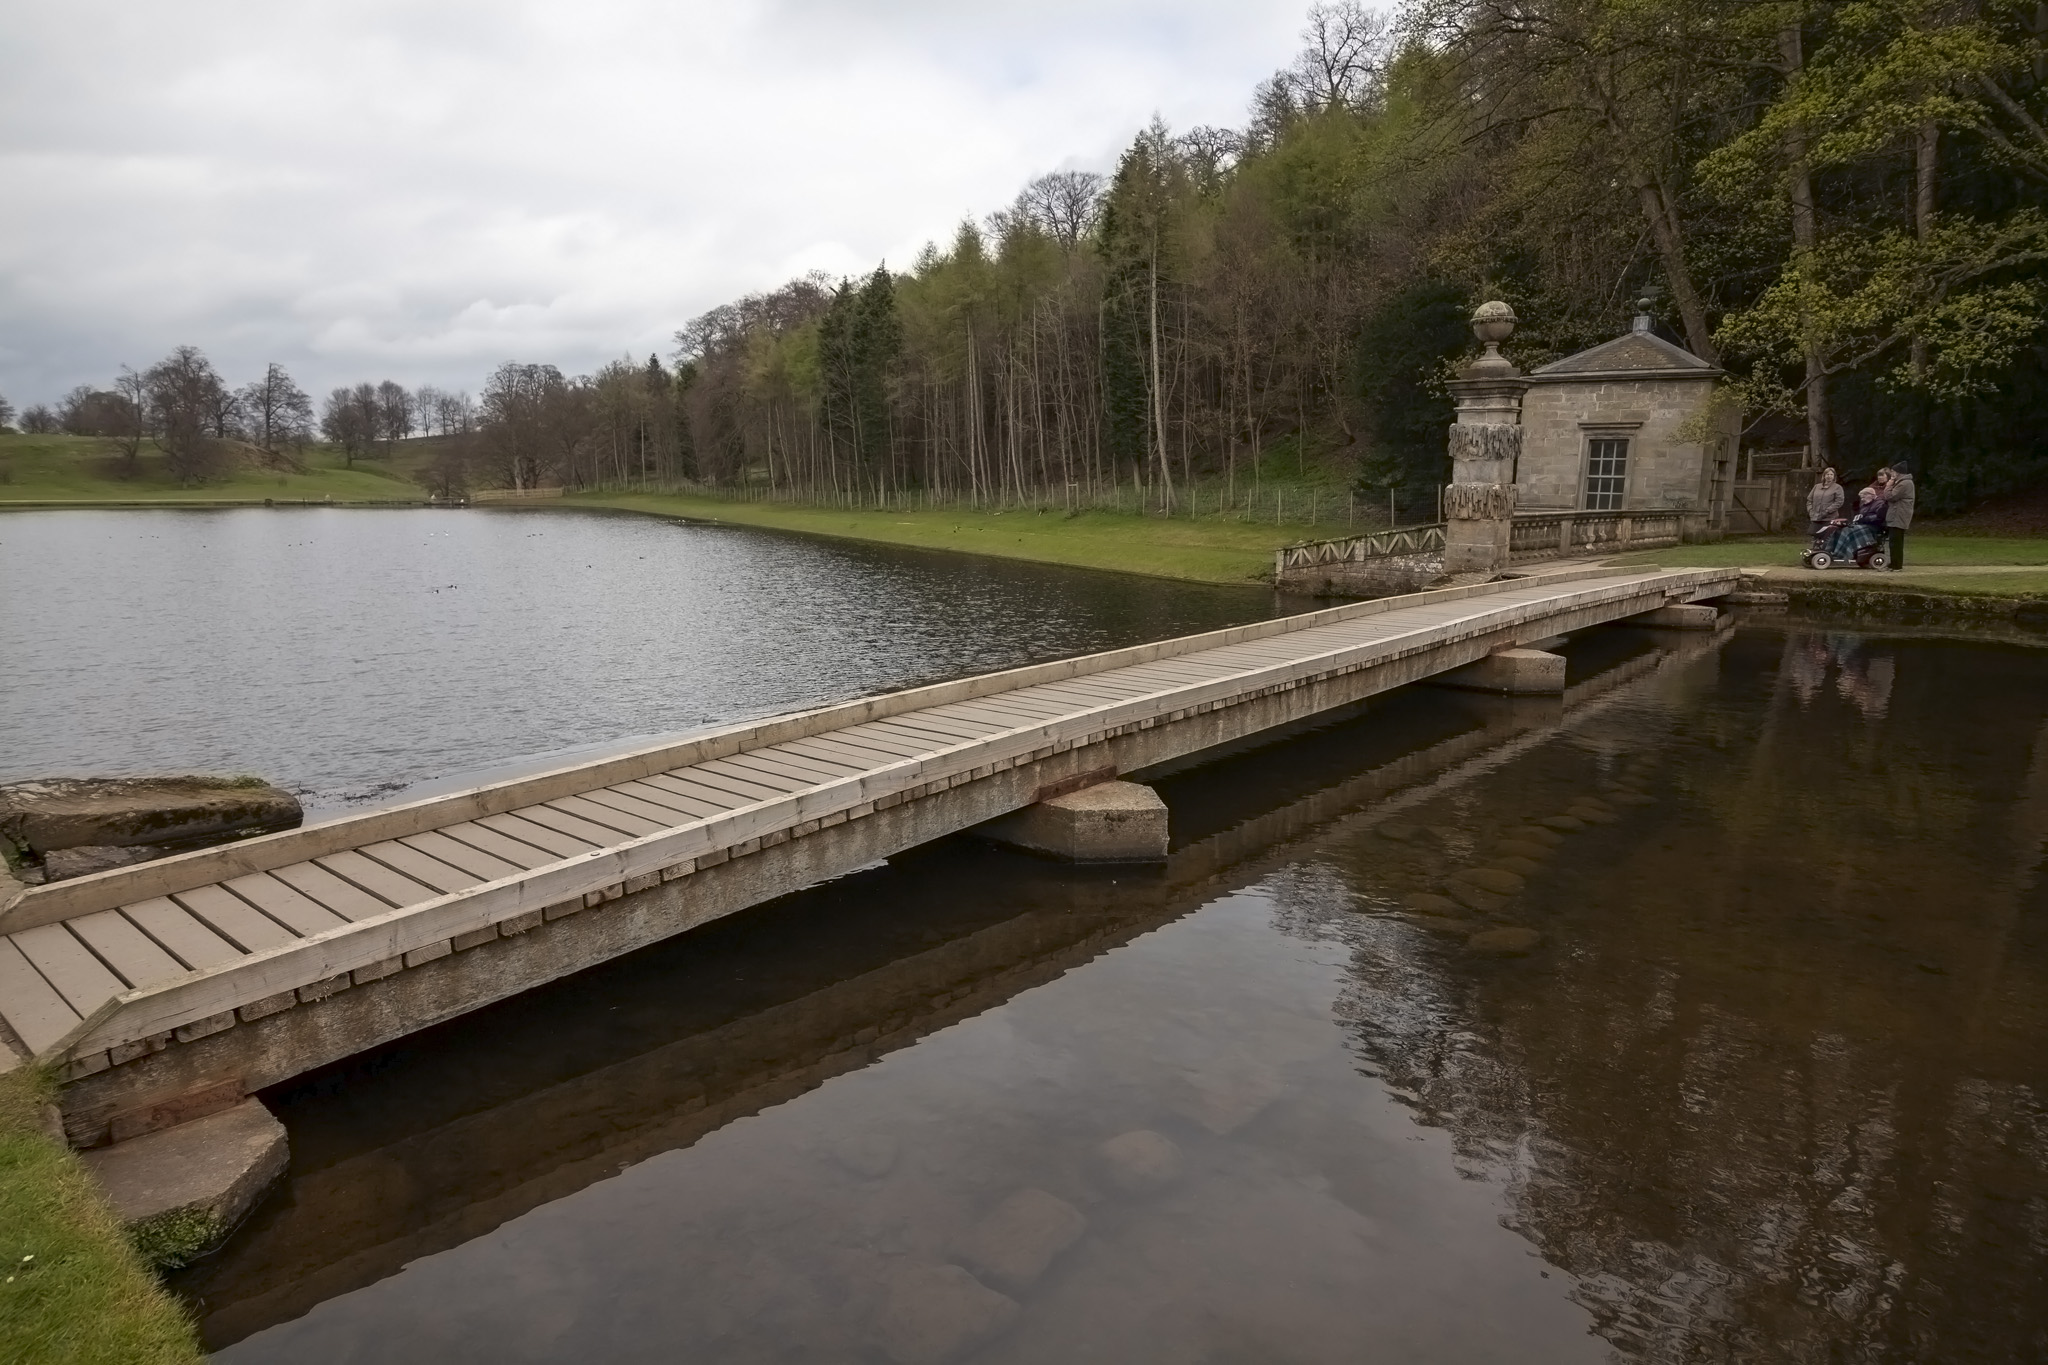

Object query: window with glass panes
[1583,438,1629,510]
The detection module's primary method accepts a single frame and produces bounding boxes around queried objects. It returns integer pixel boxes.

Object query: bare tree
[420,436,471,499]
[1289,1,1389,113]
[0,393,14,431]
[349,383,383,456]
[237,362,313,453]
[376,381,413,452]
[20,404,57,434]
[436,389,476,436]
[479,362,579,489]
[144,345,229,483]
[320,387,374,466]
[1014,171,1106,252]
[111,367,148,467]
[413,385,445,436]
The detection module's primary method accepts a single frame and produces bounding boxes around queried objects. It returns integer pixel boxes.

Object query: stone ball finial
[1471,300,1517,346]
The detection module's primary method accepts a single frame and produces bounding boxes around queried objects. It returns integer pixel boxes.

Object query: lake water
[6,510,2046,1361]
[0,508,1288,813]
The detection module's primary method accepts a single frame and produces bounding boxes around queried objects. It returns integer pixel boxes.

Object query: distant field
[12,435,2042,595]
[0,434,423,504]
[572,491,1330,584]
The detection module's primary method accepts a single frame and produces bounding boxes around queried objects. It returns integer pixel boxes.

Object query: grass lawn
[0,433,422,505]
[0,1066,202,1365]
[573,490,1333,584]
[1610,533,2048,569]
[1610,533,2048,599]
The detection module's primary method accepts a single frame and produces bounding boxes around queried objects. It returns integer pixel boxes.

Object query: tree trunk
[1148,249,1175,510]
[1911,119,1938,378]
[1631,174,1718,362]
[1780,21,1830,466]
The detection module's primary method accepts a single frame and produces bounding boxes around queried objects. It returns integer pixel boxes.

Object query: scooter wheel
[1867,552,1889,570]
[1808,551,1832,570]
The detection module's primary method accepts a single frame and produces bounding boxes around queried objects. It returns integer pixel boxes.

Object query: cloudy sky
[0,0,1316,409]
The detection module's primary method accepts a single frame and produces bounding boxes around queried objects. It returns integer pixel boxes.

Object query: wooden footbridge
[0,565,1736,1147]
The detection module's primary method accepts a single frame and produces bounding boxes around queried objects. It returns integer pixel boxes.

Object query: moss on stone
[127,1207,224,1271]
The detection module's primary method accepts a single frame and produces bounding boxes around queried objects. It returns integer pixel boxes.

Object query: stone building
[1514,315,1738,520]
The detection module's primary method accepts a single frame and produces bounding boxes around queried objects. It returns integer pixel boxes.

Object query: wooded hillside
[664,0,2047,514]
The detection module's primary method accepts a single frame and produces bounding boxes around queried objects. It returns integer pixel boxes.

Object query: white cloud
[0,0,1311,405]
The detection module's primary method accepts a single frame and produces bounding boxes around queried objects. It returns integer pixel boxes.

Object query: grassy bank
[1614,532,2048,569]
[0,1066,203,1365]
[571,490,1335,584]
[0,433,424,505]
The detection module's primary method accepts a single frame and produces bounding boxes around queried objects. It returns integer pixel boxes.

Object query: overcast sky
[0,0,1316,409]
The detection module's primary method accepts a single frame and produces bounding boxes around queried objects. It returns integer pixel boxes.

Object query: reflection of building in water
[1296,627,2048,1361]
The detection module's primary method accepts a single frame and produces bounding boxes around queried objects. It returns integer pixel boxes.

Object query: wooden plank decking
[0,565,1736,1076]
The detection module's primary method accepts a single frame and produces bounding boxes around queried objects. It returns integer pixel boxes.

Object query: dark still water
[0,508,1285,813]
[171,621,2048,1363]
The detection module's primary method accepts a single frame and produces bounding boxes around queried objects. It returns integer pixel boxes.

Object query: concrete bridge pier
[979,781,1169,863]
[1430,646,1567,696]
[1626,603,1722,630]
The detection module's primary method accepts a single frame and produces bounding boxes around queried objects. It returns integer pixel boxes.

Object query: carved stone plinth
[1442,303,1529,575]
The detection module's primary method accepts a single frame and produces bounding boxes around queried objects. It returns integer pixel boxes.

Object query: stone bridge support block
[1431,647,1566,695]
[979,781,1169,863]
[81,1098,287,1264]
[1627,603,1721,631]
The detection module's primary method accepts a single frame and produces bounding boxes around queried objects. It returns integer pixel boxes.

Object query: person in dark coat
[1885,461,1916,570]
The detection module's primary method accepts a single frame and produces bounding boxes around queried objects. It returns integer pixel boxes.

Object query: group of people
[1806,460,1917,570]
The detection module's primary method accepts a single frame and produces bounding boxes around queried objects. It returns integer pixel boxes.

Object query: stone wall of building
[1517,376,1733,511]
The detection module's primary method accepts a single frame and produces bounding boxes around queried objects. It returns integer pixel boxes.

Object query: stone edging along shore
[1736,576,2048,624]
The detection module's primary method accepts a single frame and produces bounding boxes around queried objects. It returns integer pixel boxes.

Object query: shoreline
[5,492,2045,610]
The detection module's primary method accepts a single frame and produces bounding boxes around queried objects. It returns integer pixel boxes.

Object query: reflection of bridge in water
[0,566,1734,1154]
[170,623,1727,1348]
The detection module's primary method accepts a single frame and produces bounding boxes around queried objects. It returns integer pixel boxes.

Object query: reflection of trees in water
[1287,629,2048,1362]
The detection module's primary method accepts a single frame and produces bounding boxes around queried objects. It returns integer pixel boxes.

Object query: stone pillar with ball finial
[1441,301,1530,575]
